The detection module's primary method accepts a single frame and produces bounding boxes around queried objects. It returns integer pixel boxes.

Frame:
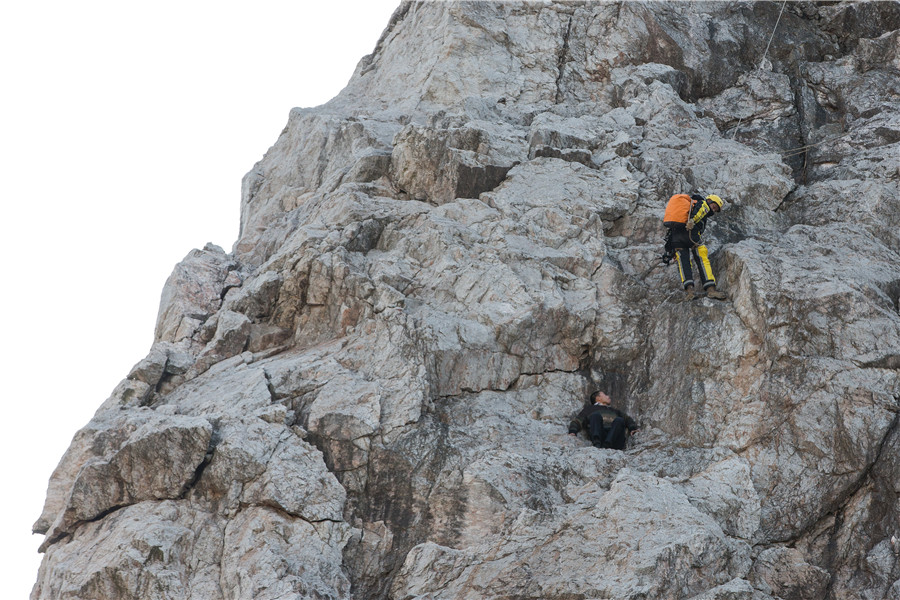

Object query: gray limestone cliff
[33,2,900,599]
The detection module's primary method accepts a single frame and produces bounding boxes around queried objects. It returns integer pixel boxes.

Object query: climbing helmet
[706,194,724,209]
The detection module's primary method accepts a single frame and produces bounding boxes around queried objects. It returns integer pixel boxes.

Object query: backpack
[663,193,705,227]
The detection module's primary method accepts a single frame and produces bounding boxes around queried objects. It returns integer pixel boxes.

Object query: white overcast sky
[0,1,399,595]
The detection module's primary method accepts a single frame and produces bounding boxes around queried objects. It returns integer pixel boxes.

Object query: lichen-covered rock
[34,2,900,599]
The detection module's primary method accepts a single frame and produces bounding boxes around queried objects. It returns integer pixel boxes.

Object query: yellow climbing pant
[675,245,716,290]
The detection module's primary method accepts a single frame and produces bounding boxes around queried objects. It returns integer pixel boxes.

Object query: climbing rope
[731,0,789,140]
[759,0,788,71]
[779,131,855,158]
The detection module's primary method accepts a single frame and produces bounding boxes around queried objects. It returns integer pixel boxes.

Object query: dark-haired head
[590,391,611,405]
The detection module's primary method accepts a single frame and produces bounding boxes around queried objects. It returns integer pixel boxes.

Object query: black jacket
[568,403,638,435]
[687,195,716,237]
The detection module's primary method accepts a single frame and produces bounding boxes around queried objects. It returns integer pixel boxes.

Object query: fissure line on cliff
[511,366,583,388]
[235,501,343,527]
[822,509,845,600]
[786,63,813,184]
[262,368,280,403]
[40,502,138,552]
[554,16,573,104]
[179,428,220,500]
[432,364,583,400]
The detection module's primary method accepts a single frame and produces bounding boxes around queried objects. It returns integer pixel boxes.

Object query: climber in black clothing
[568,391,639,450]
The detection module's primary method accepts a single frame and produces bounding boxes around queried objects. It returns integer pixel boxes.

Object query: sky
[0,1,399,596]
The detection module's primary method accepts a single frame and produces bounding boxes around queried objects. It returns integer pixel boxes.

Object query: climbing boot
[684,285,695,301]
[706,285,726,300]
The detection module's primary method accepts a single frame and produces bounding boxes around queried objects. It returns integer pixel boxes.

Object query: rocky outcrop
[34,2,900,599]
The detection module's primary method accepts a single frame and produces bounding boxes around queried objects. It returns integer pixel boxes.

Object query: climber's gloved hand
[685,219,694,231]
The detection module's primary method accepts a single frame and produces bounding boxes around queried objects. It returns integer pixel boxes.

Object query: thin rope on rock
[731,0,789,139]
[760,0,788,70]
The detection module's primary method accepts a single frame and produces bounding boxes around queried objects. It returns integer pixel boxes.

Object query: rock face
[33,2,900,599]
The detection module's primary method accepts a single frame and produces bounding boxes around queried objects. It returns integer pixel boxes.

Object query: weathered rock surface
[34,2,900,599]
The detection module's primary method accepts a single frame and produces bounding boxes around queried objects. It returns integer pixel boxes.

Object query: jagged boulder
[35,412,213,551]
[390,121,525,204]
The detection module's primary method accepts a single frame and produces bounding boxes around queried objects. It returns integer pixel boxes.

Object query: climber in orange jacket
[663,193,727,300]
